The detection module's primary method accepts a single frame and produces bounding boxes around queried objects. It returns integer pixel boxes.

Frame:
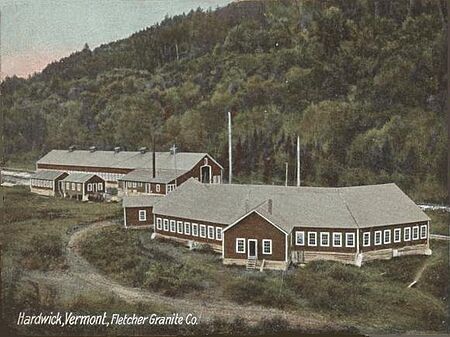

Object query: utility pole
[285,162,288,186]
[297,136,300,187]
[228,111,232,184]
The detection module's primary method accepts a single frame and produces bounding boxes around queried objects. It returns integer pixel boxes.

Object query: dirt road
[25,221,341,331]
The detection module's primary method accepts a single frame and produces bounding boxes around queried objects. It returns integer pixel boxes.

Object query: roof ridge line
[337,190,359,229]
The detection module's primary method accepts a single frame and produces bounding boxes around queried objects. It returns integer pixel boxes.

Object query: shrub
[375,255,426,283]
[287,262,368,315]
[143,261,207,297]
[21,233,65,270]
[419,258,449,301]
[224,273,294,309]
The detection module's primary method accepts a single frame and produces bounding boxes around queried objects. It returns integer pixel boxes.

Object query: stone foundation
[222,258,289,271]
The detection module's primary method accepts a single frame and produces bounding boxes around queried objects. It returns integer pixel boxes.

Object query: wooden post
[297,136,300,186]
[228,111,232,184]
[285,162,288,186]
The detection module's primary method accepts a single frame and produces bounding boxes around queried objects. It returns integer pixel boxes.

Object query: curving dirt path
[31,220,340,330]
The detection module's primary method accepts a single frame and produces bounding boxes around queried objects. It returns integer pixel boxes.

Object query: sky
[1,0,233,78]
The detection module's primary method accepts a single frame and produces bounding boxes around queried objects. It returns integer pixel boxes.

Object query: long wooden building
[36,148,223,196]
[123,179,431,270]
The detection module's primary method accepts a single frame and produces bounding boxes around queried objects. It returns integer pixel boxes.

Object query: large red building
[123,179,431,270]
[36,148,223,196]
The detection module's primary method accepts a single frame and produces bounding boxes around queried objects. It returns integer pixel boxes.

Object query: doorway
[200,165,211,183]
[248,239,257,259]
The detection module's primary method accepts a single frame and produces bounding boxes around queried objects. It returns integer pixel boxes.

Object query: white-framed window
[200,224,206,238]
[192,223,199,237]
[383,229,391,244]
[420,224,427,239]
[156,184,161,192]
[363,232,370,247]
[77,183,81,191]
[404,227,411,241]
[262,239,272,254]
[66,182,70,189]
[138,210,146,222]
[374,231,382,245]
[87,183,92,191]
[163,219,169,231]
[308,232,317,246]
[236,238,245,253]
[295,231,305,246]
[346,233,355,247]
[207,226,215,239]
[215,227,222,241]
[333,233,342,247]
[184,222,191,235]
[177,221,183,234]
[98,182,103,191]
[71,182,75,190]
[320,232,330,247]
[394,228,401,243]
[132,182,137,188]
[170,220,176,232]
[156,218,162,230]
[412,226,419,240]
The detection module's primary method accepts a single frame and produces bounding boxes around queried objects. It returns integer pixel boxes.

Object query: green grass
[79,223,449,334]
[2,186,448,335]
[427,210,449,236]
[1,186,121,269]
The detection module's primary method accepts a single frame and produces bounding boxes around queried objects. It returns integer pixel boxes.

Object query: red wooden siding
[125,207,154,227]
[223,212,286,262]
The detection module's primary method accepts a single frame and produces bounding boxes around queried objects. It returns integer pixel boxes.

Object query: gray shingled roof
[32,170,66,180]
[118,168,188,184]
[122,195,164,208]
[62,173,99,183]
[37,150,220,171]
[152,179,430,232]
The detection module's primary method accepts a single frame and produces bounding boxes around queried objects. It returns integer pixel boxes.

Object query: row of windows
[64,182,103,192]
[295,225,428,248]
[31,179,52,188]
[362,225,427,247]
[295,231,355,248]
[65,182,82,192]
[87,182,103,191]
[125,181,162,193]
[156,218,222,241]
[236,239,272,255]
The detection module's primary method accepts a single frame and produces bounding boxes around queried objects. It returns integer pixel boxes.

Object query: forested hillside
[2,0,447,202]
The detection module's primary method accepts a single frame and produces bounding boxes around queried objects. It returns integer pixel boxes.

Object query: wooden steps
[246,257,257,270]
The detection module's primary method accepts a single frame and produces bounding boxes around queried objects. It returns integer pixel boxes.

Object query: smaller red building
[122,195,162,228]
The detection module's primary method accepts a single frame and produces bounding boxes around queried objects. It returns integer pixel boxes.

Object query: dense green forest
[1,0,447,202]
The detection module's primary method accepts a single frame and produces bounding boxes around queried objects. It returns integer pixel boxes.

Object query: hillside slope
[1,0,447,202]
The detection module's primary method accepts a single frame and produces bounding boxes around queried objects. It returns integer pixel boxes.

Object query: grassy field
[0,186,124,334]
[427,210,449,236]
[80,224,449,334]
[0,186,322,336]
[2,186,449,335]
